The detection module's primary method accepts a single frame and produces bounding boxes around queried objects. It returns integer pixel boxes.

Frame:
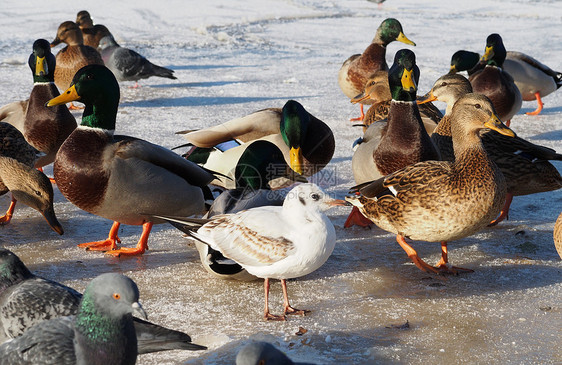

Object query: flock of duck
[0,10,561,364]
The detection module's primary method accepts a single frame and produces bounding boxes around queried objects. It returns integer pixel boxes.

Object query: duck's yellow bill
[290,146,304,175]
[417,90,436,104]
[46,84,80,107]
[480,46,494,62]
[35,56,47,76]
[401,68,416,92]
[484,113,515,137]
[449,65,457,74]
[396,32,416,46]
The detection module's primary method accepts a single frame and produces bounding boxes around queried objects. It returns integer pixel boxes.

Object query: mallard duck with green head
[0,122,63,234]
[338,18,415,121]
[177,100,334,181]
[351,70,442,133]
[347,94,514,274]
[346,49,441,228]
[1,39,77,170]
[450,49,561,116]
[46,64,215,257]
[418,73,562,226]
[465,34,522,125]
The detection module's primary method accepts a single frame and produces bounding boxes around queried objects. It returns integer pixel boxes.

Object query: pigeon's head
[0,248,33,290]
[284,183,347,212]
[83,273,147,320]
[236,341,295,365]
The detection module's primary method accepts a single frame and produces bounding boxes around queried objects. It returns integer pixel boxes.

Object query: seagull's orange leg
[395,235,440,274]
[78,221,121,251]
[526,92,544,116]
[106,221,153,257]
[0,197,17,225]
[435,242,474,274]
[488,193,513,226]
[344,206,373,228]
[263,278,285,321]
[349,104,365,122]
[281,279,309,317]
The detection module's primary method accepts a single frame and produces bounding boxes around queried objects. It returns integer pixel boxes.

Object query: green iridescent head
[375,18,416,46]
[388,49,419,102]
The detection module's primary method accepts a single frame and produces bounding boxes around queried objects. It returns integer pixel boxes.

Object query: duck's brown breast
[54,128,110,213]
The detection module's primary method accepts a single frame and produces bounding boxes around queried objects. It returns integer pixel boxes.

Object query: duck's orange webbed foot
[525,92,543,116]
[105,222,153,257]
[78,221,121,251]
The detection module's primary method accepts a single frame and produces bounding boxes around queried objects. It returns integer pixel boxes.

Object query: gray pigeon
[0,272,144,364]
[236,341,317,365]
[0,248,206,354]
[98,35,176,86]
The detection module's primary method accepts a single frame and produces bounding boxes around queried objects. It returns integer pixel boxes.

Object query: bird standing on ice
[155,183,345,321]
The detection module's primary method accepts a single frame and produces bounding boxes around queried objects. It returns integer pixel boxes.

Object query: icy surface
[0,0,561,364]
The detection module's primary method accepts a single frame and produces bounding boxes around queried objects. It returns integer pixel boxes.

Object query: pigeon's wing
[0,278,81,339]
[133,318,206,354]
[0,316,75,364]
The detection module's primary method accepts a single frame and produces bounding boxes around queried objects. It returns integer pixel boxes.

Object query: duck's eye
[86,73,94,80]
[34,190,42,197]
[311,193,320,201]
[113,293,121,300]
[474,103,481,109]
[440,82,447,87]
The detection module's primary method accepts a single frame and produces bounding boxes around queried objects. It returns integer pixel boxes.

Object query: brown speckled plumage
[428,74,562,197]
[52,21,104,91]
[0,123,38,194]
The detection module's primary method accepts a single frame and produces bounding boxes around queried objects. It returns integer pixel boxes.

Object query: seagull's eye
[311,193,320,201]
[113,293,121,300]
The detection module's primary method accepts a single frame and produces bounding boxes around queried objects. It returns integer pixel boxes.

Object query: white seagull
[154,183,345,321]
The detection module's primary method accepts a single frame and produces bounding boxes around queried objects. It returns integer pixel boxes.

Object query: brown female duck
[347,94,514,274]
[338,18,415,121]
[419,73,562,226]
[76,10,112,49]
[0,122,63,234]
[51,21,104,91]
